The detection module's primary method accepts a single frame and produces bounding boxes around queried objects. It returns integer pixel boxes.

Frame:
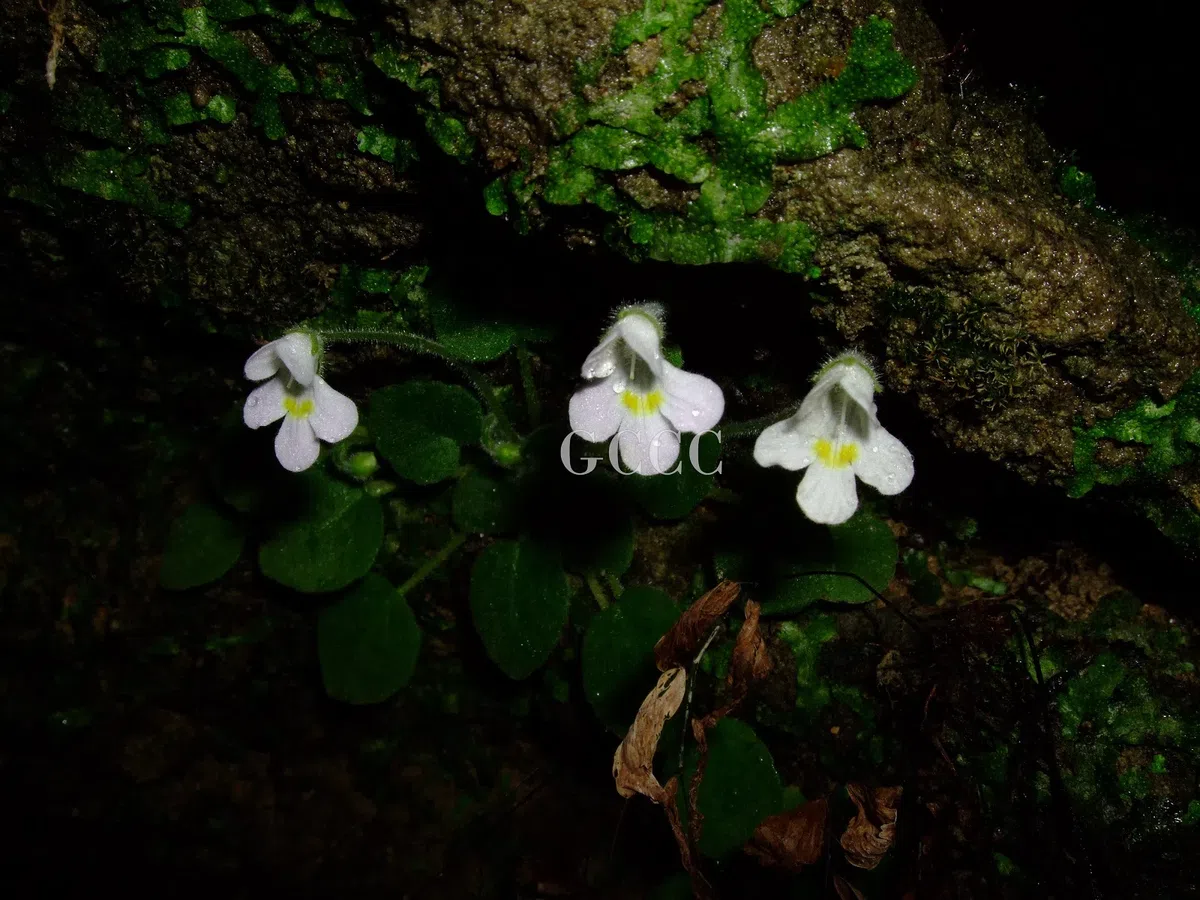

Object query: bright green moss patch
[777,614,838,719]
[373,41,477,161]
[1058,164,1097,206]
[356,125,417,170]
[499,5,915,272]
[56,148,191,228]
[1069,372,1200,497]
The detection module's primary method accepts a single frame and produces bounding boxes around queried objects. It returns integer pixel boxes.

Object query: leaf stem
[516,346,541,428]
[719,408,796,439]
[396,532,467,599]
[586,573,610,610]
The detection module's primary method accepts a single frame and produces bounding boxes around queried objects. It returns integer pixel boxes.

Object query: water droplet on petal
[248,397,258,408]
[690,409,700,417]
[886,473,897,484]
[612,381,626,393]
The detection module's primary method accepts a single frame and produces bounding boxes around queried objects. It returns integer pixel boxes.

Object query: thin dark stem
[516,346,541,428]
[719,407,798,439]
[318,329,517,442]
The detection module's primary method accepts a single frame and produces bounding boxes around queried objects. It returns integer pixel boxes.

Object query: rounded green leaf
[370,381,483,484]
[452,469,520,535]
[159,502,245,590]
[258,469,384,593]
[680,717,784,858]
[318,574,421,704]
[430,292,553,362]
[763,511,899,614]
[582,586,680,732]
[470,538,570,679]
[626,431,721,520]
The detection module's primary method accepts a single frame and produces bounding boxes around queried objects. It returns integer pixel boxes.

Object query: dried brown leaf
[840,783,903,870]
[833,875,867,900]
[612,667,686,805]
[654,581,741,671]
[745,796,828,872]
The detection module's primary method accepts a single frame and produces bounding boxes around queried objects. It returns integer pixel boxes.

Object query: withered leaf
[840,783,903,870]
[727,599,771,696]
[695,600,772,731]
[745,797,828,872]
[833,875,867,900]
[655,580,741,671]
[612,666,686,805]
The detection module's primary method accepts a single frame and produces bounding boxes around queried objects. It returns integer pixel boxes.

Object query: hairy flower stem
[317,329,518,443]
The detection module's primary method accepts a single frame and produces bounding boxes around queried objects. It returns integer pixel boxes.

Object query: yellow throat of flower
[814,438,857,468]
[621,389,664,417]
[284,396,315,419]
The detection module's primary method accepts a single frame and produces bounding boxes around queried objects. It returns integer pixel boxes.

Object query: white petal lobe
[853,425,913,496]
[796,464,858,525]
[659,363,724,433]
[569,377,624,443]
[275,332,317,386]
[244,343,282,381]
[275,417,321,472]
[616,313,664,378]
[309,377,358,443]
[244,376,289,429]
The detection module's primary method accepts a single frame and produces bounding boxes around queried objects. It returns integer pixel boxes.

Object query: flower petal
[834,363,875,411]
[244,342,282,381]
[569,376,624,443]
[309,377,359,443]
[617,410,680,476]
[753,405,835,471]
[244,376,289,429]
[275,332,317,386]
[796,464,858,525]
[274,416,321,472]
[853,424,913,496]
[615,311,664,378]
[659,362,724,433]
[581,330,620,379]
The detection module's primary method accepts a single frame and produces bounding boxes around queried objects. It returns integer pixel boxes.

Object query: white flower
[242,332,358,472]
[753,351,913,525]
[568,304,724,475]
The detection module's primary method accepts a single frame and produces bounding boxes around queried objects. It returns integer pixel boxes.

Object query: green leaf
[680,718,783,857]
[452,469,520,535]
[762,511,898,614]
[429,291,553,362]
[582,586,680,732]
[318,574,421,704]
[470,538,570,679]
[370,381,483,484]
[159,503,245,590]
[258,470,384,592]
[626,430,721,520]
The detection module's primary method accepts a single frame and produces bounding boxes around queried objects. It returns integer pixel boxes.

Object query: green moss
[356,125,417,170]
[777,614,838,719]
[1058,164,1097,206]
[373,40,476,161]
[502,6,915,272]
[162,92,237,126]
[55,148,190,228]
[1069,372,1200,497]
